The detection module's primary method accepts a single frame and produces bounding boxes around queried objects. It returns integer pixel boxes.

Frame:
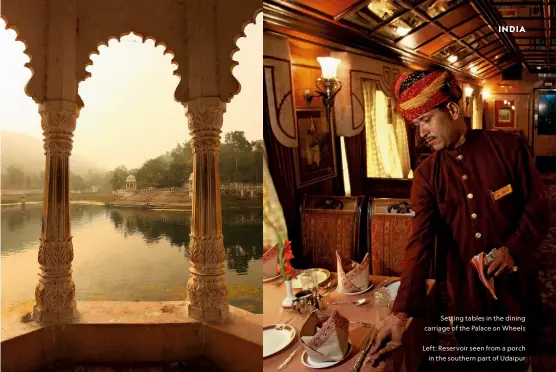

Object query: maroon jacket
[392,129,550,349]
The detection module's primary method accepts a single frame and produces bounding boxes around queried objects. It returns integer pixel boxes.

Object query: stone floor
[43,359,223,372]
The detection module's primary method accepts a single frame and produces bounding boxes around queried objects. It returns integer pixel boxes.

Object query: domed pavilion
[125,175,137,191]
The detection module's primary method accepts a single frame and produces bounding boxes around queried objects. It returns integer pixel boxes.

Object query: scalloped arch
[1,15,39,103]
[79,31,180,85]
[75,0,189,107]
[222,8,263,103]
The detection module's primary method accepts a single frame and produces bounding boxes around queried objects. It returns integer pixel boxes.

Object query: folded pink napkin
[470,252,498,300]
[300,309,350,363]
[337,251,370,293]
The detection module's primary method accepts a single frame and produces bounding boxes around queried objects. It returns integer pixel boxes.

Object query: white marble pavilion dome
[126,175,136,182]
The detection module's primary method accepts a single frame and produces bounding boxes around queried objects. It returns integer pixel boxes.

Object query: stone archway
[1,0,262,325]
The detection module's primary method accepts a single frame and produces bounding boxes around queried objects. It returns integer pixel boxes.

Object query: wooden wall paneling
[289,39,331,67]
[292,64,324,109]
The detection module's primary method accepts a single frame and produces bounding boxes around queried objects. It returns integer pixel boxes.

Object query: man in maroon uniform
[366,69,550,371]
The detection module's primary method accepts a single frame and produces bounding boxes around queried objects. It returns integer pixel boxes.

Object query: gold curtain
[472,96,480,130]
[263,146,288,247]
[364,80,404,178]
[392,109,411,178]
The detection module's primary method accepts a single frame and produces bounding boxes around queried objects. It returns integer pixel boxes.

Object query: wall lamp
[464,86,474,114]
[304,57,342,122]
[481,89,490,102]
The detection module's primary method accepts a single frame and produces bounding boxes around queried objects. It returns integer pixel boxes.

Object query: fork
[278,345,302,370]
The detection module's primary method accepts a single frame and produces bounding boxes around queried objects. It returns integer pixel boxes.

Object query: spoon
[329,299,367,306]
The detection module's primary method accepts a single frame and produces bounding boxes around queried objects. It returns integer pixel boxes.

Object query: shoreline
[2,200,261,211]
[2,191,260,210]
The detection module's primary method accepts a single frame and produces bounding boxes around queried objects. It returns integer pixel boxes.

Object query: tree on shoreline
[0,131,262,192]
[111,131,262,190]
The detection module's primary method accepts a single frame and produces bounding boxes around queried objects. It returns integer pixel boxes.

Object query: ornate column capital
[185,97,226,134]
[39,100,80,134]
[39,100,80,155]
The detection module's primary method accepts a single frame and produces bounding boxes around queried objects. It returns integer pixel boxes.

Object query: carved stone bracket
[184,97,229,323]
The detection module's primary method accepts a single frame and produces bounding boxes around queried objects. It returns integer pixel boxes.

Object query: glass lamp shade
[317,57,341,79]
[464,87,474,97]
[482,89,490,100]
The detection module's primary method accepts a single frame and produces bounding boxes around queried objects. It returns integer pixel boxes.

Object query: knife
[349,329,376,372]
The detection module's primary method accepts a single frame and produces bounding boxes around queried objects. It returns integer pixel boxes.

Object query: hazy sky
[0,13,262,170]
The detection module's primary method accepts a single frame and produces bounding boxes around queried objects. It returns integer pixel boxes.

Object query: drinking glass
[300,269,319,293]
[373,287,393,325]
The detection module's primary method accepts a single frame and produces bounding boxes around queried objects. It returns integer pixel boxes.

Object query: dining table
[263,273,436,371]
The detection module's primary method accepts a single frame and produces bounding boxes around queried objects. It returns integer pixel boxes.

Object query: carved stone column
[185,97,229,323]
[33,100,79,324]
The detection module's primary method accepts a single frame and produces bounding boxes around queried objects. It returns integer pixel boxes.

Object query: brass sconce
[304,57,342,122]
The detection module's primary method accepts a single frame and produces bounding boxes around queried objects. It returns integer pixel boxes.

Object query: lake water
[1,203,262,314]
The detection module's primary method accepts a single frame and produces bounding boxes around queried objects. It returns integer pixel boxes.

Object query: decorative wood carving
[264,33,298,147]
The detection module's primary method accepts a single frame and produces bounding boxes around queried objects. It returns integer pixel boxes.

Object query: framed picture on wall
[499,108,511,122]
[293,108,337,188]
[494,100,515,128]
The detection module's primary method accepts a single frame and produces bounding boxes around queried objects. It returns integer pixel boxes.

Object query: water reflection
[1,204,262,313]
[1,204,108,256]
[105,208,263,274]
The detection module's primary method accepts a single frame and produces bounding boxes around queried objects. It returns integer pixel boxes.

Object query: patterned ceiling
[264,0,552,79]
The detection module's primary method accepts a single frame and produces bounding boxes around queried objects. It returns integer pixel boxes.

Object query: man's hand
[364,313,407,367]
[486,247,516,278]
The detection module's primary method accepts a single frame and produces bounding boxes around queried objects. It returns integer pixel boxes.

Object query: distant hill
[1,131,105,176]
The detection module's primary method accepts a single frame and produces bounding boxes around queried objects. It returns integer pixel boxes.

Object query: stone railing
[115,183,262,199]
[220,182,262,199]
[119,187,190,194]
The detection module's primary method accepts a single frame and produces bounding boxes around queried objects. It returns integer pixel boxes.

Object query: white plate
[336,283,374,296]
[263,273,282,282]
[301,342,352,368]
[263,324,296,358]
[385,280,401,300]
[291,269,331,289]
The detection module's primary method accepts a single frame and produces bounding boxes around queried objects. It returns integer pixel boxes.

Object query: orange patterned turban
[393,69,462,121]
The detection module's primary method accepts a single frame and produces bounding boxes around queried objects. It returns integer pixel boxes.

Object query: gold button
[475,232,482,239]
[457,154,464,160]
[461,174,468,180]
[467,193,473,199]
[471,213,477,219]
